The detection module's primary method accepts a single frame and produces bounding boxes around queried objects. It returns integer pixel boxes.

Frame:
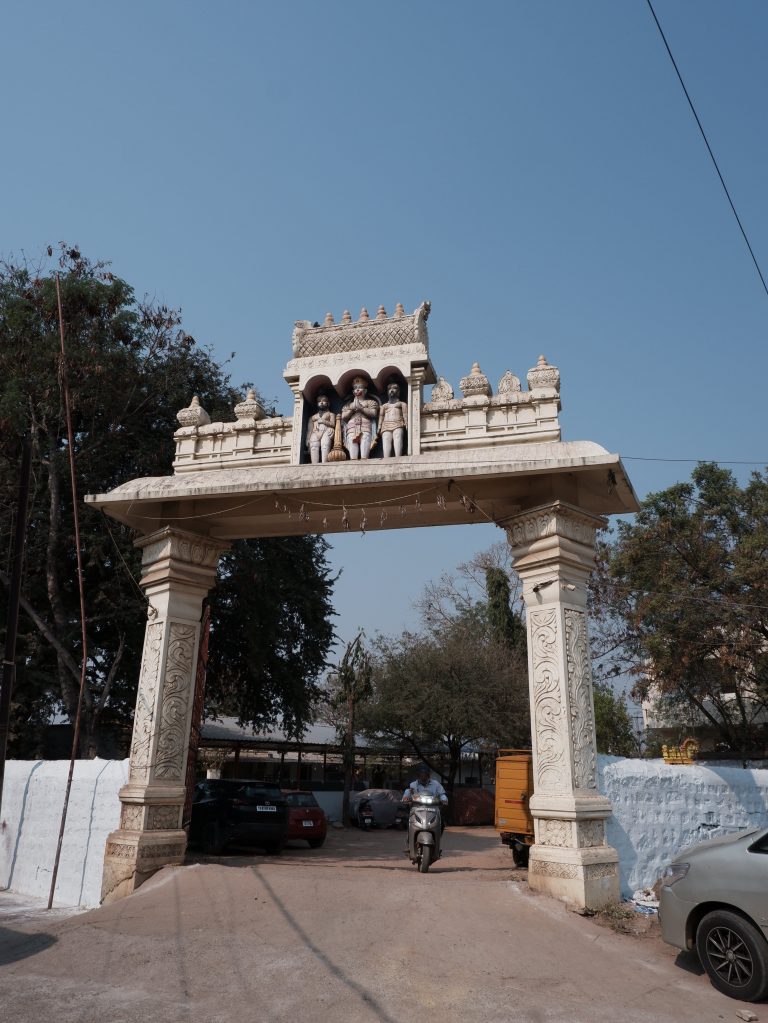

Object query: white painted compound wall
[0,759,127,908]
[598,755,768,898]
[2,756,767,908]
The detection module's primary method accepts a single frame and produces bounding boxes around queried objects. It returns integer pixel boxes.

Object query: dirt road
[0,827,761,1022]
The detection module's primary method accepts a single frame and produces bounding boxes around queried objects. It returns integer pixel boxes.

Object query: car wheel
[308,837,325,849]
[512,844,530,868]
[696,909,768,1002]
[263,841,285,856]
[202,822,224,856]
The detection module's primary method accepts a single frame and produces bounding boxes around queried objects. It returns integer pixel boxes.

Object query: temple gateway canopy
[87,301,636,537]
[87,300,639,913]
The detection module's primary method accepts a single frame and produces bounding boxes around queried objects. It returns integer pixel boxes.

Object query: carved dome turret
[460,362,491,398]
[234,388,265,421]
[526,355,560,393]
[176,395,211,428]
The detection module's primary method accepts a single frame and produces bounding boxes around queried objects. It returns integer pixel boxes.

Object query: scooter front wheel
[418,846,432,873]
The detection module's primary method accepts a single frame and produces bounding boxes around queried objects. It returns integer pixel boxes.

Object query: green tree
[485,566,526,650]
[322,633,373,825]
[0,245,335,755]
[591,463,768,757]
[364,602,529,792]
[592,682,638,757]
[205,536,336,738]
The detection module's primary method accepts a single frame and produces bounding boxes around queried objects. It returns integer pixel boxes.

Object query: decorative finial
[342,309,352,323]
[527,355,560,393]
[176,395,211,428]
[430,377,454,403]
[497,370,522,396]
[324,311,335,326]
[459,363,491,399]
[395,302,405,316]
[376,304,387,320]
[234,388,265,421]
[359,307,370,321]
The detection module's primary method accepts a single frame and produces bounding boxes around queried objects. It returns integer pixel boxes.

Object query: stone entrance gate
[87,301,638,909]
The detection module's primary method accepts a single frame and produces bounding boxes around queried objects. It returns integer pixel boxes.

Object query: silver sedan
[659,826,768,1002]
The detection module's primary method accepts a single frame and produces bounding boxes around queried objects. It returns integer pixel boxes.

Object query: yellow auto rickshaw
[495,749,534,867]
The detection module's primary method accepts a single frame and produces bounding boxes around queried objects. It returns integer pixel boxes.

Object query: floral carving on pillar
[530,608,568,793]
[155,623,197,781]
[577,821,605,848]
[129,623,163,784]
[147,805,183,830]
[565,609,598,790]
[120,805,145,831]
[538,819,571,847]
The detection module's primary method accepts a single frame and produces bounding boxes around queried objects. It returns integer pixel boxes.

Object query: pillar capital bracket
[506,501,607,553]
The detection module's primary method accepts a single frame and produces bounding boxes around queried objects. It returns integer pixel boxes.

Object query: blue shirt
[403,778,447,802]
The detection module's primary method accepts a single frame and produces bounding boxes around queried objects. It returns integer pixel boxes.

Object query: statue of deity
[341,377,379,459]
[378,380,408,457]
[305,391,335,464]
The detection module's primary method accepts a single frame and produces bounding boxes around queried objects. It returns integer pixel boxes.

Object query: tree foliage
[363,592,529,791]
[321,633,373,823]
[485,566,526,650]
[205,537,336,738]
[592,682,638,757]
[0,245,335,755]
[591,463,768,755]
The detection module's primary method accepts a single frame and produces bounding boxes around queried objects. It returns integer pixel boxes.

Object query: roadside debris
[632,887,660,914]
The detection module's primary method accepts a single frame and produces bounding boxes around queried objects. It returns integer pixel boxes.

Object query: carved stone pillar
[288,380,304,464]
[507,501,619,910]
[408,366,426,455]
[100,527,229,904]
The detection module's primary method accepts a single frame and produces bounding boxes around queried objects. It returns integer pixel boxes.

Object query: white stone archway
[87,302,638,908]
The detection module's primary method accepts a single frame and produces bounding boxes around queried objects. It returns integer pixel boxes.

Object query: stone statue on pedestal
[378,380,408,458]
[305,392,335,464]
[341,377,379,459]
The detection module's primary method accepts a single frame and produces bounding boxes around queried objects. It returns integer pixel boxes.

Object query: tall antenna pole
[0,434,33,819]
[47,274,90,909]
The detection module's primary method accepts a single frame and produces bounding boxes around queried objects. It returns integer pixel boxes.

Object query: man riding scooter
[402,765,448,872]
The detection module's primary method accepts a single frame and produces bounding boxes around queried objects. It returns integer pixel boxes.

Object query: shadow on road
[0,925,57,966]
[252,865,401,1023]
[673,949,705,977]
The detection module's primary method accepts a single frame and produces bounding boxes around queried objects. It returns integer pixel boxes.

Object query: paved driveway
[0,826,761,1022]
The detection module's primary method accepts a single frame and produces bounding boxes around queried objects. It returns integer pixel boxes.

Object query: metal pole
[47,275,90,910]
[0,435,33,820]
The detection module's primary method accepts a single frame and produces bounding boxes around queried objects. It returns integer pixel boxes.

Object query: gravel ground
[0,826,761,1023]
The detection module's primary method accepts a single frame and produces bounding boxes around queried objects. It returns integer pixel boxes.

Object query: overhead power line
[624,456,766,466]
[645,0,768,300]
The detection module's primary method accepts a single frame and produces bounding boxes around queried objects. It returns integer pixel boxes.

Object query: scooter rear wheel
[418,846,432,873]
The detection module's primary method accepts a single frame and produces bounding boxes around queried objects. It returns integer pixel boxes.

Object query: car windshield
[285,792,318,808]
[194,781,284,803]
[359,789,396,801]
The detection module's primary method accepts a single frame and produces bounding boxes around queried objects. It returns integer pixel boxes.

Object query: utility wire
[645,0,768,300]
[624,456,766,465]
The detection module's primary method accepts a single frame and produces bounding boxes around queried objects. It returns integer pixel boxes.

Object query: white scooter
[405,792,446,873]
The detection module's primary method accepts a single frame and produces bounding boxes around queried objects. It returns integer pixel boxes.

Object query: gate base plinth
[100,829,187,905]
[527,846,620,911]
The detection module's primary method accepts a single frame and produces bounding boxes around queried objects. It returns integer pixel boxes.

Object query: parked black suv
[189,780,288,855]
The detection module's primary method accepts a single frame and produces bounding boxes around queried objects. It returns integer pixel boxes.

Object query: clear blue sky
[2,1,766,650]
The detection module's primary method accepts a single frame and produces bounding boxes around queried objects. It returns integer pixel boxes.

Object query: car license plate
[363,817,372,825]
[302,820,314,828]
[257,805,277,812]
